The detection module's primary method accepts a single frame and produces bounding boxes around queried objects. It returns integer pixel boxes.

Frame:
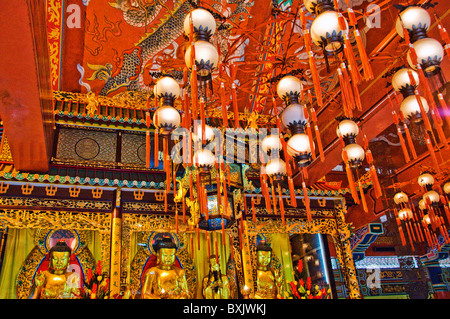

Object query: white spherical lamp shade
[400,95,429,121]
[192,123,215,143]
[277,75,302,100]
[393,191,409,205]
[417,173,434,188]
[443,182,450,194]
[395,6,431,39]
[154,76,180,100]
[407,37,444,75]
[194,148,215,169]
[336,119,359,138]
[423,214,431,225]
[153,105,181,132]
[265,158,287,178]
[343,143,365,165]
[287,133,311,156]
[185,40,219,75]
[398,208,413,220]
[261,135,282,154]
[424,190,440,204]
[281,103,307,129]
[391,68,419,93]
[311,11,348,53]
[418,199,426,210]
[183,8,216,36]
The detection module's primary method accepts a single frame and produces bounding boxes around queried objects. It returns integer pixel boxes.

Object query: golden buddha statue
[202,255,231,299]
[31,241,81,299]
[141,236,189,299]
[254,241,284,299]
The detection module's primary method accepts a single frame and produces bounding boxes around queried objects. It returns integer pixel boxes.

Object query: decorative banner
[46,0,64,91]
[110,213,122,297]
[240,220,255,295]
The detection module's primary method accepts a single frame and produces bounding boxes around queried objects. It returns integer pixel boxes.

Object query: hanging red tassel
[226,163,231,188]
[405,221,415,251]
[175,206,179,234]
[366,150,382,198]
[438,93,450,129]
[146,108,151,168]
[422,222,432,247]
[222,173,228,215]
[154,114,159,168]
[200,97,206,145]
[261,167,272,213]
[354,29,374,81]
[216,169,222,209]
[231,64,240,128]
[443,203,450,225]
[358,181,368,212]
[343,34,361,85]
[392,111,411,162]
[269,177,278,215]
[306,123,316,160]
[342,149,360,204]
[305,30,323,107]
[220,81,228,127]
[310,108,324,162]
[288,177,297,208]
[435,15,450,57]
[302,166,309,180]
[337,67,351,117]
[203,184,209,221]
[277,184,286,225]
[407,220,417,242]
[302,181,312,221]
[348,64,362,111]
[341,63,356,111]
[431,108,449,149]
[397,217,407,246]
[424,131,440,173]
[414,90,433,131]
[398,112,417,159]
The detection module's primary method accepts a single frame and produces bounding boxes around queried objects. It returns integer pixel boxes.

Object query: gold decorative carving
[92,188,103,199]
[133,190,145,201]
[0,197,112,211]
[86,91,99,116]
[154,191,164,201]
[0,182,9,194]
[21,184,34,195]
[0,135,13,162]
[69,186,81,198]
[53,90,276,124]
[45,185,58,196]
[0,210,111,233]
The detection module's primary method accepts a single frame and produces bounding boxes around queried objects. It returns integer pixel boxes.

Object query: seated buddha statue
[30,241,81,299]
[202,255,230,299]
[141,236,189,299]
[254,241,284,299]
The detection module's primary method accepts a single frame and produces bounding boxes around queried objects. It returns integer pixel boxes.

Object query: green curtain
[126,231,139,285]
[270,233,294,292]
[186,231,232,299]
[86,230,103,264]
[0,228,36,299]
